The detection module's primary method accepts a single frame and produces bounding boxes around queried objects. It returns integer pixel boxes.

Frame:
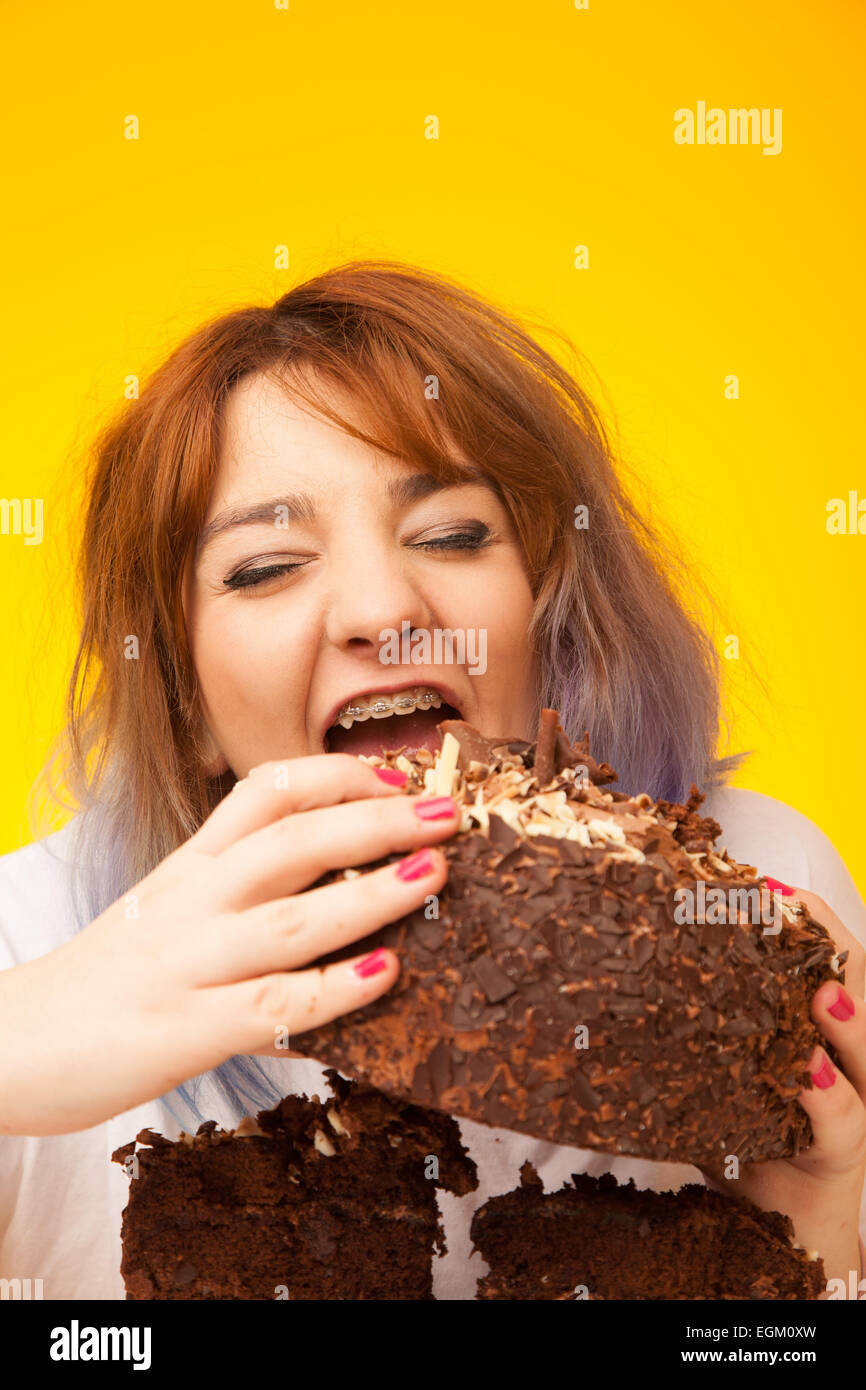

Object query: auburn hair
[33,259,740,1119]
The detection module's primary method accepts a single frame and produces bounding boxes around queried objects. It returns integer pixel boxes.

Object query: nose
[323,537,434,655]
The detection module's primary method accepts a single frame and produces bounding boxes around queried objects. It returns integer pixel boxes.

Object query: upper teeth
[333,688,444,729]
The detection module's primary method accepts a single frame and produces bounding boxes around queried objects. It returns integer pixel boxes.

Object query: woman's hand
[0,755,458,1136]
[702,887,866,1298]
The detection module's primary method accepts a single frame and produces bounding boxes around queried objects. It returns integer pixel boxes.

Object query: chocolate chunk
[413,920,446,952]
[629,934,655,969]
[437,720,497,769]
[573,1072,603,1111]
[488,816,521,853]
[472,953,517,1003]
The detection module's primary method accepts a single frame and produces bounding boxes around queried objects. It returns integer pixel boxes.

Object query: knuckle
[275,811,326,863]
[265,897,307,942]
[267,812,312,857]
[248,973,293,1023]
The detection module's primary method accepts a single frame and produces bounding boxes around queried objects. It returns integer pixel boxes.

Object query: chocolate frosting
[300,714,843,1167]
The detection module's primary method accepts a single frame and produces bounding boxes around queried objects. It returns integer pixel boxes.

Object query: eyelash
[223,527,493,592]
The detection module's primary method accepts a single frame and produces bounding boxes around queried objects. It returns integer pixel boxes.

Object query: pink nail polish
[413,796,457,821]
[374,767,407,786]
[828,986,855,1022]
[765,877,796,896]
[354,948,388,979]
[810,1055,836,1089]
[395,849,436,882]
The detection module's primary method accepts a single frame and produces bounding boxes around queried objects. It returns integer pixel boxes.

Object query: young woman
[1,260,863,1299]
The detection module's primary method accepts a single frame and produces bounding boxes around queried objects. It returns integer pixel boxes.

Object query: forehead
[198,372,493,557]
[219,372,369,471]
[217,368,479,489]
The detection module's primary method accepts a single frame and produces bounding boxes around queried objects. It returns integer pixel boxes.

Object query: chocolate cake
[300,711,846,1167]
[111,1069,477,1300]
[471,1162,826,1300]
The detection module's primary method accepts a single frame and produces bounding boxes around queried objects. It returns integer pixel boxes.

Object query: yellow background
[1,1,863,892]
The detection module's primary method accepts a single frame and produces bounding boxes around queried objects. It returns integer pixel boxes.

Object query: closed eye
[410,526,493,553]
[223,526,494,592]
[223,562,309,591]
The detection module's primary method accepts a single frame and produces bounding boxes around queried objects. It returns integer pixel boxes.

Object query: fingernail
[354,948,388,979]
[413,796,457,821]
[810,1052,836,1089]
[765,877,795,896]
[395,848,436,882]
[374,767,407,786]
[828,986,855,1022]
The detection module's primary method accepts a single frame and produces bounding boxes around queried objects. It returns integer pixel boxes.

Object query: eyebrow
[195,469,484,558]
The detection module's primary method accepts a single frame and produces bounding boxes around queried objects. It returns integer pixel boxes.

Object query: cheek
[433,563,534,683]
[465,566,534,648]
[188,595,316,719]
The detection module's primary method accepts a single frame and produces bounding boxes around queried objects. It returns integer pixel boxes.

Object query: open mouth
[323,686,462,758]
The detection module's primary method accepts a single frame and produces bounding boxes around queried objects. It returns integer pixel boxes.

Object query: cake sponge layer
[471,1162,826,1300]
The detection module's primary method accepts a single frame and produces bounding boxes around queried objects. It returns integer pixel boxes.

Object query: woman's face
[183,371,538,778]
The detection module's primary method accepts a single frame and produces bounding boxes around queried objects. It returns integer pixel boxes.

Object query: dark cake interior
[114,1074,829,1300]
[300,711,845,1167]
[112,1069,477,1300]
[471,1162,826,1300]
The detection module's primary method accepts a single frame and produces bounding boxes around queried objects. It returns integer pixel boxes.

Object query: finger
[200,945,401,1054]
[697,1161,727,1192]
[188,755,410,856]
[811,980,866,1099]
[795,1045,866,1179]
[174,846,448,987]
[214,793,460,908]
[768,882,865,997]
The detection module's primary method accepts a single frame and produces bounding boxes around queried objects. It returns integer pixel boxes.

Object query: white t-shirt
[1,785,864,1301]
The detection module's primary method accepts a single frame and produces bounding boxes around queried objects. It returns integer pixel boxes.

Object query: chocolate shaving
[437,720,497,769]
[554,731,576,774]
[569,732,618,786]
[472,953,517,1003]
[533,708,560,787]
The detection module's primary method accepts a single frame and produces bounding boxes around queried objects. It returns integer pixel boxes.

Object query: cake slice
[300,711,845,1167]
[470,1162,826,1300]
[111,1069,477,1300]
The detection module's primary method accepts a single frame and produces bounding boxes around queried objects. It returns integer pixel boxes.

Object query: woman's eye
[223,527,492,592]
[412,526,492,553]
[223,562,306,592]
